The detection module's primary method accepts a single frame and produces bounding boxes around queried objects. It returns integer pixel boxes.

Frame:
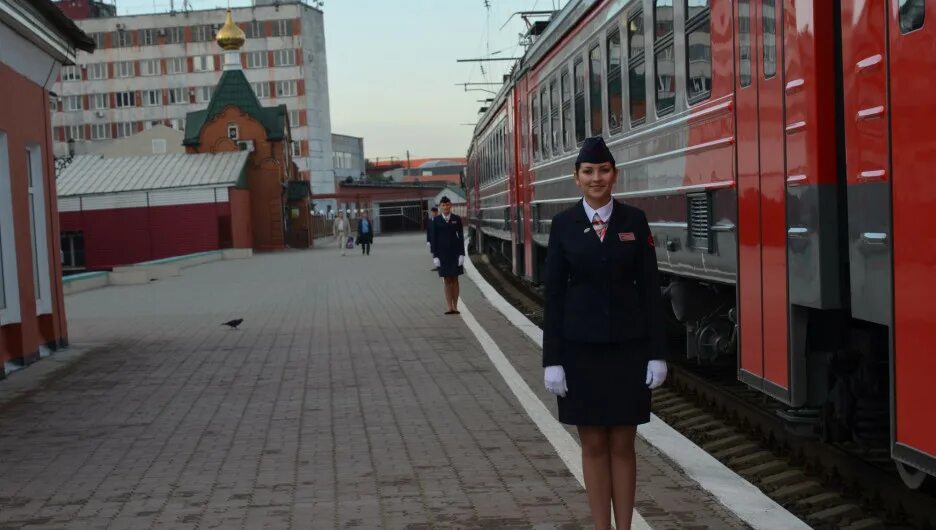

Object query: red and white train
[465,0,935,488]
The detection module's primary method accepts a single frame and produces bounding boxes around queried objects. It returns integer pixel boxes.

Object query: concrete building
[332,133,365,183]
[0,0,94,374]
[86,124,185,157]
[48,0,335,206]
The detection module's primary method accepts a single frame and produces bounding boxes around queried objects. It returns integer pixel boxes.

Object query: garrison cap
[439,196,452,204]
[576,136,616,166]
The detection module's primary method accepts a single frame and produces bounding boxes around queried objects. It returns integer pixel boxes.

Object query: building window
[115,122,134,138]
[140,59,161,76]
[88,62,107,80]
[196,86,213,103]
[273,49,295,66]
[573,58,586,143]
[193,24,219,42]
[254,82,271,99]
[49,96,57,112]
[276,80,297,97]
[167,57,186,74]
[143,89,161,106]
[607,30,623,132]
[738,0,752,87]
[113,29,131,47]
[289,109,301,127]
[227,123,239,140]
[25,144,51,313]
[151,138,166,153]
[61,65,80,82]
[899,0,926,33]
[686,1,712,104]
[530,93,539,161]
[91,123,110,140]
[91,93,108,110]
[763,0,777,78]
[272,19,292,37]
[164,26,184,44]
[169,87,186,105]
[628,11,647,125]
[64,95,83,112]
[193,55,214,72]
[65,125,84,141]
[244,20,262,38]
[116,61,134,78]
[245,51,267,69]
[139,28,155,46]
[588,44,602,136]
[90,32,106,49]
[169,118,185,130]
[0,132,11,314]
[115,91,135,108]
[291,141,301,157]
[61,231,85,269]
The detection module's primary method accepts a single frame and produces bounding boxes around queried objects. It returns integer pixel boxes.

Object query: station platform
[0,234,800,528]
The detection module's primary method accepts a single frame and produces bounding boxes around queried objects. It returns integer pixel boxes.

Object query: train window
[654,0,673,39]
[738,0,752,87]
[531,94,540,161]
[561,70,573,150]
[607,29,624,133]
[540,86,550,157]
[763,0,777,78]
[654,1,676,116]
[686,1,712,104]
[628,11,647,125]
[550,79,560,154]
[899,0,925,33]
[574,58,587,143]
[589,44,603,136]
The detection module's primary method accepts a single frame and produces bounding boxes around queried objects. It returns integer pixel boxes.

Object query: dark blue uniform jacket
[542,199,667,366]
[430,213,465,263]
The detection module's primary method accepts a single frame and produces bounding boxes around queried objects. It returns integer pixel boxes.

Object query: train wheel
[896,460,929,490]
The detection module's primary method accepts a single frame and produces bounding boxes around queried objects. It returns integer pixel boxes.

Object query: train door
[736,0,792,401]
[885,0,936,486]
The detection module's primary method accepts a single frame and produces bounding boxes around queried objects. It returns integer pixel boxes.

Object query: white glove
[458,255,465,267]
[544,365,567,397]
[433,257,440,267]
[426,241,431,247]
[646,360,668,389]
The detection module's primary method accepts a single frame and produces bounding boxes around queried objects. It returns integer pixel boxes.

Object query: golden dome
[216,10,245,51]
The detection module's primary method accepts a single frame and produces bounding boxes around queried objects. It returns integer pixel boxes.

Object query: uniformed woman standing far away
[542,136,668,530]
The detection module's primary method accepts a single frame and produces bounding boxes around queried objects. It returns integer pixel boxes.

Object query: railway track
[471,254,936,530]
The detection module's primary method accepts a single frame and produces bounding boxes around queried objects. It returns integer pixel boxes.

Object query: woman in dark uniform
[430,196,465,314]
[542,136,668,530]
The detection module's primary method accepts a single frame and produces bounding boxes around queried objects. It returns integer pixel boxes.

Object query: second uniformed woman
[542,136,668,530]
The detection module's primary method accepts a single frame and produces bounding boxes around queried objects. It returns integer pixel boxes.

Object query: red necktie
[592,213,607,242]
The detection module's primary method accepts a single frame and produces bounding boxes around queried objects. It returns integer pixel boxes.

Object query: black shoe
[431,267,439,271]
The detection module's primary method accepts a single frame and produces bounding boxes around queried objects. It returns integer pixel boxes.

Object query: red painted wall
[0,62,68,368]
[60,198,242,270]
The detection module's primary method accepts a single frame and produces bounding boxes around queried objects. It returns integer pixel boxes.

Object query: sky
[114,0,569,159]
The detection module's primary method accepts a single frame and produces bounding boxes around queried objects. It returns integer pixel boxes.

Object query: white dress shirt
[582,198,613,223]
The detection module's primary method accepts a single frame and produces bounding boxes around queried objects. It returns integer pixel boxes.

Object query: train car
[465,0,936,488]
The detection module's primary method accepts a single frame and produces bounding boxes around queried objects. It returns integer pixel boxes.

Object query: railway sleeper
[770,480,824,503]
[796,491,844,511]
[712,442,760,460]
[761,469,809,489]
[842,517,887,530]
[807,503,864,527]
[702,435,747,453]
[729,450,775,468]
[738,460,789,480]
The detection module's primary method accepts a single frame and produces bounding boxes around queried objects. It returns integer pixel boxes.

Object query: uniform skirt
[557,339,651,426]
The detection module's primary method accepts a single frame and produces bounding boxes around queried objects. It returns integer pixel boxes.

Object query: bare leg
[578,426,612,530]
[452,278,460,311]
[609,426,638,529]
[443,278,454,311]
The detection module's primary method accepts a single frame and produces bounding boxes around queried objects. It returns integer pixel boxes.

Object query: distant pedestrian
[333,211,350,256]
[430,196,464,314]
[427,206,439,271]
[356,210,374,255]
